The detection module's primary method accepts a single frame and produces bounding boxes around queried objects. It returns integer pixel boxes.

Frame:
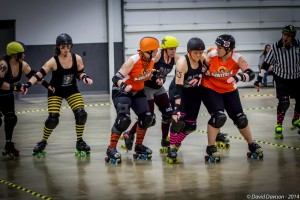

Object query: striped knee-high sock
[42,127,53,141]
[135,126,147,145]
[109,132,120,149]
[169,132,177,146]
[175,132,188,147]
[76,124,85,141]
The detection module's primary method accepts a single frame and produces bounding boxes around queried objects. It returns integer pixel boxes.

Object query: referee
[254,25,300,139]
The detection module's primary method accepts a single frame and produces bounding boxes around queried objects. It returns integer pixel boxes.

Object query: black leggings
[201,86,244,123]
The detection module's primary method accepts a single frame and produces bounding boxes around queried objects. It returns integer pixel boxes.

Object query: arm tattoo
[176,71,182,78]
[0,63,6,72]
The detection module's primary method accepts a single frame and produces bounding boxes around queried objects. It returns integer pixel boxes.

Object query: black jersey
[0,56,22,95]
[50,53,78,94]
[145,50,175,89]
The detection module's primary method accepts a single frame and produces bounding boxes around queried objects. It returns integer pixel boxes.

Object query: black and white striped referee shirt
[264,39,300,79]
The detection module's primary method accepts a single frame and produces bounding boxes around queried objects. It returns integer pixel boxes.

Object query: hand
[254,76,263,92]
[48,86,55,93]
[82,75,93,85]
[22,82,32,95]
[227,77,236,84]
[120,82,132,93]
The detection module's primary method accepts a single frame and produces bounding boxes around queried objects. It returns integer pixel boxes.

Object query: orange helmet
[140,37,159,52]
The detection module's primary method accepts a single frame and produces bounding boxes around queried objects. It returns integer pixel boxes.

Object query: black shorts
[274,74,300,99]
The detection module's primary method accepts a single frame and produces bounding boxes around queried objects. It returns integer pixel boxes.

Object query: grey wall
[0,0,123,95]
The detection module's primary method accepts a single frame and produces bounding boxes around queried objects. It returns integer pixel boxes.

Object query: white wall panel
[123,0,300,87]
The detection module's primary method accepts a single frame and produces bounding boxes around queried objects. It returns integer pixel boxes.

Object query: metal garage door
[122,0,300,87]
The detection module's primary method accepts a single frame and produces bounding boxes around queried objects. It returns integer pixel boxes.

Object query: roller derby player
[166,37,205,164]
[106,36,159,164]
[0,41,51,158]
[202,34,263,162]
[23,33,93,158]
[122,36,180,154]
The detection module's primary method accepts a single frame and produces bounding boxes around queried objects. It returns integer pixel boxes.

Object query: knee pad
[138,112,153,129]
[4,112,18,128]
[278,96,290,113]
[170,116,185,133]
[208,111,227,128]
[112,103,131,134]
[45,113,60,129]
[234,113,248,129]
[182,121,197,135]
[74,108,87,125]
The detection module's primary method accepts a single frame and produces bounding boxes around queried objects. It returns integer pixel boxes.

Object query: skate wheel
[120,134,124,140]
[105,157,110,163]
[116,158,122,164]
[226,143,230,148]
[133,154,139,159]
[147,154,152,159]
[204,155,210,162]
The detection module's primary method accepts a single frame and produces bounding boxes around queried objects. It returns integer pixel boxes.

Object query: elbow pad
[235,69,255,82]
[26,69,36,79]
[174,84,183,100]
[112,72,124,86]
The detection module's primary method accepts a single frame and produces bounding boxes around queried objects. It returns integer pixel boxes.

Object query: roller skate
[120,131,134,151]
[205,145,221,163]
[2,141,20,158]
[159,137,170,154]
[215,132,230,149]
[166,145,179,164]
[105,146,122,164]
[274,124,284,139]
[133,144,152,160]
[291,119,300,134]
[32,141,47,158]
[75,139,90,157]
[247,142,263,159]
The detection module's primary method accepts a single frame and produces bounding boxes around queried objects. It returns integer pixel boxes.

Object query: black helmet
[56,33,73,46]
[215,34,235,50]
[187,37,205,52]
[282,25,297,37]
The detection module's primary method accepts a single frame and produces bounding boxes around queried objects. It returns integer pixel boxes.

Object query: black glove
[254,76,263,87]
[10,82,22,91]
[23,82,32,90]
[119,82,128,92]
[81,74,91,83]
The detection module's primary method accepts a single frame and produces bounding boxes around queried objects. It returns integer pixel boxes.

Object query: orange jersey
[125,54,154,92]
[202,49,241,93]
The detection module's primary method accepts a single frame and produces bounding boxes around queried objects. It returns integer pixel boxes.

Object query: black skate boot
[216,132,230,149]
[75,139,91,157]
[205,145,221,162]
[166,145,179,164]
[105,146,122,164]
[159,138,170,154]
[247,142,263,159]
[274,124,284,139]
[133,144,152,160]
[2,141,20,158]
[121,131,134,151]
[32,141,47,158]
[291,119,300,134]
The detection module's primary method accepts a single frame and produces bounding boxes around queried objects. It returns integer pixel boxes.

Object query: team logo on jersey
[62,74,74,86]
[211,66,233,78]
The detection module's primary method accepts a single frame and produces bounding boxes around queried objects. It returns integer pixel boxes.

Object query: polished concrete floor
[0,87,300,200]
